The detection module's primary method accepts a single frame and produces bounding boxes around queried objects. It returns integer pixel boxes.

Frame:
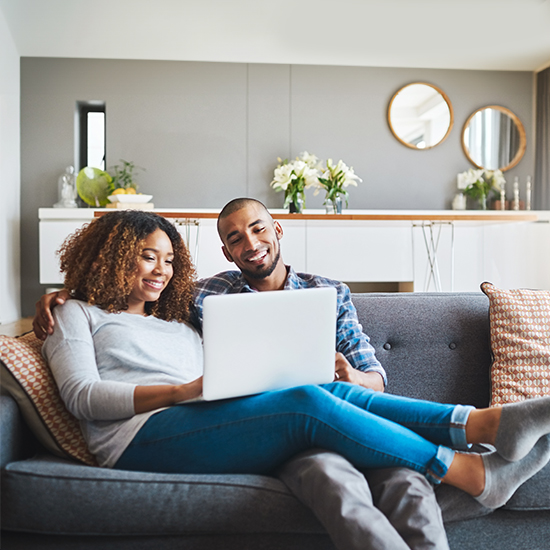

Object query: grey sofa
[2,292,549,549]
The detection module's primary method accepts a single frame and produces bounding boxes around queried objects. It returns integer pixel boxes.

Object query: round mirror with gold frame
[462,105,526,172]
[388,82,454,150]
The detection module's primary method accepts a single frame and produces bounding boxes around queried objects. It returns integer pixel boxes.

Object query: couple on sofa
[34,198,550,550]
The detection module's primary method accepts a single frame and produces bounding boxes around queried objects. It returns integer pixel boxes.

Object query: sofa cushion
[480,282,550,405]
[503,460,550,511]
[0,333,97,466]
[3,453,549,538]
[1,454,323,536]
[352,292,492,408]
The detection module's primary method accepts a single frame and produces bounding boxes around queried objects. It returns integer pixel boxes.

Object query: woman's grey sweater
[43,300,204,467]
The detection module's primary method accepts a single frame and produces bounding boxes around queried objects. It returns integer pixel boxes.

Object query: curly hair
[58,211,196,322]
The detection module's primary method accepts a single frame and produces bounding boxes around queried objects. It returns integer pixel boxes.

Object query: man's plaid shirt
[191,267,386,385]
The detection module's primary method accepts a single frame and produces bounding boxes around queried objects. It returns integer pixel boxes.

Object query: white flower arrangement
[271,152,320,209]
[271,152,361,211]
[457,168,505,208]
[457,169,485,191]
[298,151,322,170]
[484,169,506,190]
[315,158,362,209]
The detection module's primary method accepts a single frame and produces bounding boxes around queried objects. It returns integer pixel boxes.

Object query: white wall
[0,5,21,323]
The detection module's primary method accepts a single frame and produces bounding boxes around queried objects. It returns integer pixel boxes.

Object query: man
[34,198,457,550]
[196,197,454,549]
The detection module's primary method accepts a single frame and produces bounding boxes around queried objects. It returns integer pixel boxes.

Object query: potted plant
[457,169,505,210]
[109,160,144,195]
[315,158,362,213]
[270,152,320,213]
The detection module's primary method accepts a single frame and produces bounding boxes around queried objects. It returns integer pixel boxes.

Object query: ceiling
[1,0,550,71]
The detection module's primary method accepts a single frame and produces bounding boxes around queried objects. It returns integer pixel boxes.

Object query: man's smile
[245,249,268,264]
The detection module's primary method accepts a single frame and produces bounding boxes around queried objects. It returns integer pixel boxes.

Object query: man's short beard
[240,244,281,280]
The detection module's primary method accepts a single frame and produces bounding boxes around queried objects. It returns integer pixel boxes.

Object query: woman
[43,210,550,511]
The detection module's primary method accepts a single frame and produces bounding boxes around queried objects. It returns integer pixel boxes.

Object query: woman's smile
[142,278,165,290]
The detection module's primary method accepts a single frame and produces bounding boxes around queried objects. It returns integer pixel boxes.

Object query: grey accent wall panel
[290,65,534,210]
[20,57,534,315]
[105,65,248,208]
[21,58,249,314]
[247,63,291,205]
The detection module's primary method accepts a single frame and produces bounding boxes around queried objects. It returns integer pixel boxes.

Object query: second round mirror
[461,105,526,172]
[388,82,453,150]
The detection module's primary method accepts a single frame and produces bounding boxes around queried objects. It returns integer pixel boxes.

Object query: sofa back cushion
[351,292,491,408]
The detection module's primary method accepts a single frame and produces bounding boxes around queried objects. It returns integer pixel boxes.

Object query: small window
[76,101,106,171]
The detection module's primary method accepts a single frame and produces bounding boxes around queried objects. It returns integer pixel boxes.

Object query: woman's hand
[334,352,384,392]
[33,289,71,340]
[134,377,203,414]
[174,377,203,404]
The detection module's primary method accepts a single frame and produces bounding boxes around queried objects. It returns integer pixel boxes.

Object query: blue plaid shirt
[191,267,386,385]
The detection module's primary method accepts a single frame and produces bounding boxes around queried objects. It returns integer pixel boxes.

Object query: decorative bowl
[107,194,153,204]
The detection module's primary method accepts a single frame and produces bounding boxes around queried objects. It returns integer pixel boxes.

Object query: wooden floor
[0,318,33,337]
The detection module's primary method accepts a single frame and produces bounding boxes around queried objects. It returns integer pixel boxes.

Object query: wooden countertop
[151,211,539,222]
[39,207,541,223]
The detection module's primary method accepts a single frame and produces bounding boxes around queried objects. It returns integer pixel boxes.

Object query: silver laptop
[184,287,337,402]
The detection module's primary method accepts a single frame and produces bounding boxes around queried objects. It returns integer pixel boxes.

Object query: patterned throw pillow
[0,332,98,466]
[481,282,550,406]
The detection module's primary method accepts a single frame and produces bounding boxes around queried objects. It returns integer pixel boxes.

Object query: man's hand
[334,352,384,392]
[33,289,71,340]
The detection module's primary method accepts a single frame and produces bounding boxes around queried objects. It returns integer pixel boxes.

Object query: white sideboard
[39,208,550,292]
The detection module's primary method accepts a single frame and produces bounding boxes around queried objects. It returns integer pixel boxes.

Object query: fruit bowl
[107,194,153,204]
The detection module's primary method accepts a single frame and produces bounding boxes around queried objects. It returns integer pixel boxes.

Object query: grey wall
[20,57,534,315]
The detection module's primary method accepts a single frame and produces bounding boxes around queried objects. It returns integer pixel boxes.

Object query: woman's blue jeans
[115,382,473,485]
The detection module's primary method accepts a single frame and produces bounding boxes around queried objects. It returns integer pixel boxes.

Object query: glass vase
[289,197,304,214]
[325,196,343,214]
[477,192,487,210]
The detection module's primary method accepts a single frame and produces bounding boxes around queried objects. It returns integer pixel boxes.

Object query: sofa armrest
[0,394,32,468]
